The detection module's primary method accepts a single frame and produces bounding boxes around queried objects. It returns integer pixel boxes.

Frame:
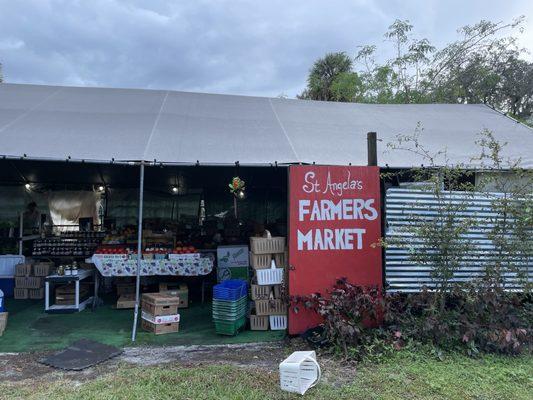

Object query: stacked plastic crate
[249,237,288,331]
[212,279,248,335]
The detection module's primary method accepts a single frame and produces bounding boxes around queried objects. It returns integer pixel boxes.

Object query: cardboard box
[15,263,32,277]
[0,312,8,336]
[159,282,188,308]
[141,318,179,335]
[142,293,179,316]
[29,287,45,299]
[14,288,28,299]
[141,311,180,324]
[116,282,136,296]
[254,299,287,316]
[34,262,54,277]
[116,294,136,309]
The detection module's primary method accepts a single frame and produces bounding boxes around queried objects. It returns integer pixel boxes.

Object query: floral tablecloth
[91,254,214,277]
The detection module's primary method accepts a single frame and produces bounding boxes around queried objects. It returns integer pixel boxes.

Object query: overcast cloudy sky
[0,0,531,97]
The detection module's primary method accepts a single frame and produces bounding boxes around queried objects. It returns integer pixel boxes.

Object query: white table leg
[45,281,50,311]
[75,280,80,309]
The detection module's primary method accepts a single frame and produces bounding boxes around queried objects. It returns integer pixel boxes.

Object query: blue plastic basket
[213,279,248,301]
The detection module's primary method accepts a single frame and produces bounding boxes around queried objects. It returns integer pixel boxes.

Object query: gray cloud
[0,0,531,97]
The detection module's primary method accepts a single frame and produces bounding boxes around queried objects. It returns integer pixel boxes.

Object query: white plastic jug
[279,350,321,395]
[0,289,4,313]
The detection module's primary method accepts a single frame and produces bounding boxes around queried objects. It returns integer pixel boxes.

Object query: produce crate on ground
[29,288,45,299]
[141,293,180,316]
[212,280,248,336]
[141,318,179,335]
[0,312,8,336]
[116,294,136,309]
[269,315,287,330]
[14,288,28,299]
[250,314,269,331]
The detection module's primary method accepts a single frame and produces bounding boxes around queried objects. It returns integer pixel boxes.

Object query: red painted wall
[288,165,382,335]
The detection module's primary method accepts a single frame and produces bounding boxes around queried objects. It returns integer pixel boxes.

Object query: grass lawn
[1,351,531,399]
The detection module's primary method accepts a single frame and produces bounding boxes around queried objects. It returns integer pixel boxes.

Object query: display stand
[45,269,99,314]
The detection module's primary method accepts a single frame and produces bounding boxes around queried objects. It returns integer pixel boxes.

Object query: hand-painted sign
[288,165,382,334]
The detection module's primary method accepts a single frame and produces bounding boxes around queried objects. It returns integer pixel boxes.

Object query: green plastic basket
[214,316,247,336]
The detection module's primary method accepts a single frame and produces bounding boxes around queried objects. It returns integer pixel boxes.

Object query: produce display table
[45,269,99,314]
[90,254,214,277]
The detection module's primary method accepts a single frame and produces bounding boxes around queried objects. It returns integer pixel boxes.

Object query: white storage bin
[269,315,287,330]
[279,351,321,395]
[256,267,283,285]
[0,255,25,276]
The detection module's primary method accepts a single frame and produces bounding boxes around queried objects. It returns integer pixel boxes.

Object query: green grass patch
[1,351,531,399]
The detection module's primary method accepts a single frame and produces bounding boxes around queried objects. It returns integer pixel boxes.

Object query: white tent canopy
[0,83,531,168]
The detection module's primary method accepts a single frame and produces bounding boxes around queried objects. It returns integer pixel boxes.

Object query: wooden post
[367,131,377,166]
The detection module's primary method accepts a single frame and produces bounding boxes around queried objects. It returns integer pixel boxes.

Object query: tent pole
[131,161,145,342]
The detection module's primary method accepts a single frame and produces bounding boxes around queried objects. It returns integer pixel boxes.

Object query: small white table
[45,269,99,313]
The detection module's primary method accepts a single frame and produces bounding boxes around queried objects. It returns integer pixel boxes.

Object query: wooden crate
[251,284,272,300]
[0,312,8,336]
[34,262,53,277]
[159,282,189,308]
[15,276,43,289]
[29,288,45,299]
[254,299,287,316]
[141,318,179,335]
[250,253,272,269]
[249,237,285,255]
[142,293,179,316]
[116,294,136,309]
[116,282,136,296]
[250,314,269,331]
[15,263,32,277]
[14,288,28,299]
[55,284,90,305]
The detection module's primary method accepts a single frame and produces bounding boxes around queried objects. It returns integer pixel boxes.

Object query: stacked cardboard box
[141,293,180,335]
[115,280,136,309]
[14,261,52,300]
[159,282,189,308]
[249,237,288,331]
[0,312,8,336]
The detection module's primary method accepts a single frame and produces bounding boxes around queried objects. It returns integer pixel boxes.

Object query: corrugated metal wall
[385,188,532,292]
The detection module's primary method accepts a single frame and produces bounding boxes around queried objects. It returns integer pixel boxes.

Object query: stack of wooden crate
[14,261,53,300]
[249,237,288,331]
[141,293,180,335]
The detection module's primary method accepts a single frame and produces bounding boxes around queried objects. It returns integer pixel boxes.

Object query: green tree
[298,52,358,101]
[300,17,533,122]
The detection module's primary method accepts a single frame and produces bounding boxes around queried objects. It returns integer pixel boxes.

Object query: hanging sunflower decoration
[229,177,246,198]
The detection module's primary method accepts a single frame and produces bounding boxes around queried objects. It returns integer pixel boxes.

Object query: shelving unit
[44,269,99,314]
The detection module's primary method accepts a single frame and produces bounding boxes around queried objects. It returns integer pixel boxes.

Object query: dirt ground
[0,339,356,387]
